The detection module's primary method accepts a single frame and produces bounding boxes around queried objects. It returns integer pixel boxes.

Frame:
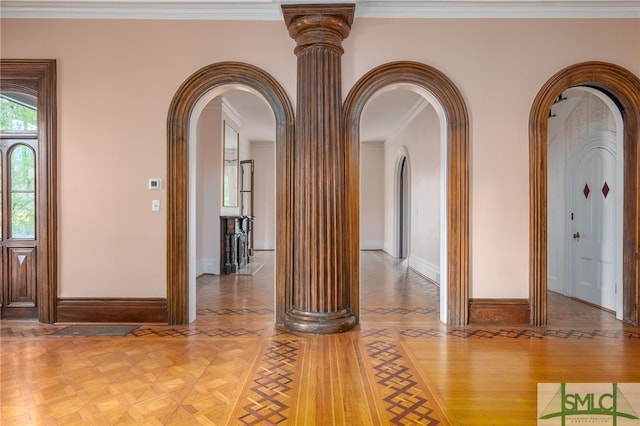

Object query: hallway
[2,251,639,425]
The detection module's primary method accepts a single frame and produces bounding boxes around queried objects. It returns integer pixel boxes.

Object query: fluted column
[282,4,356,333]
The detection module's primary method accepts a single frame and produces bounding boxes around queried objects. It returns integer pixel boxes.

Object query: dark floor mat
[51,325,139,336]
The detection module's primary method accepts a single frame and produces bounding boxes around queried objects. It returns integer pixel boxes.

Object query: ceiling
[221,87,426,145]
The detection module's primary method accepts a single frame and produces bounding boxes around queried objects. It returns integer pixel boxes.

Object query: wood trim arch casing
[167,62,294,325]
[343,61,470,325]
[530,61,640,326]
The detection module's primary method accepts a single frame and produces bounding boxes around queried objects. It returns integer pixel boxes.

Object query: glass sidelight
[9,144,36,239]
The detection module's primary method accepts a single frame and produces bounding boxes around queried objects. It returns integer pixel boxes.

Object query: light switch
[152,200,160,212]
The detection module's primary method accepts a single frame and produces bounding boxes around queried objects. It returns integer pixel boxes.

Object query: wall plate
[148,178,162,190]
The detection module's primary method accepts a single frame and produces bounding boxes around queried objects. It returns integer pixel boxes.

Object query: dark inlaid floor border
[361,307,439,315]
[232,328,451,425]
[236,339,300,424]
[197,308,273,316]
[2,323,639,341]
[361,338,446,424]
[398,327,640,340]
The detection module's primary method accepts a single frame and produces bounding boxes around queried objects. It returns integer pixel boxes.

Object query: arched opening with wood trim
[166,62,294,325]
[529,61,640,326]
[343,61,470,325]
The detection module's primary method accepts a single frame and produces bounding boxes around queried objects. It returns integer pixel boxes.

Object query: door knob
[573,232,580,240]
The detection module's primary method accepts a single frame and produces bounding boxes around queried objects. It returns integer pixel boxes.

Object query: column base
[283,308,357,334]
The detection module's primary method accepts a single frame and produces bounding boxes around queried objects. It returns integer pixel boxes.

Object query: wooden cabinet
[220,216,251,274]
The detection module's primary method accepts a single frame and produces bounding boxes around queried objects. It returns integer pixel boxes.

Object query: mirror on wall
[223,121,239,207]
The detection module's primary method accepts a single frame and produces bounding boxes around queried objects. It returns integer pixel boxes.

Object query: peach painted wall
[196,102,223,276]
[344,18,639,298]
[1,17,638,299]
[1,19,295,298]
[382,103,441,281]
[360,142,385,249]
[251,141,276,250]
[407,105,441,280]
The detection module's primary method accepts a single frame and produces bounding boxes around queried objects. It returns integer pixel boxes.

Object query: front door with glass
[1,92,39,319]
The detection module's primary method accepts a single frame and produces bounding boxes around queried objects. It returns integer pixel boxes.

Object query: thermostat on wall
[148,178,162,190]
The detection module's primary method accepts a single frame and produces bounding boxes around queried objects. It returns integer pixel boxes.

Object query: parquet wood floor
[2,250,639,425]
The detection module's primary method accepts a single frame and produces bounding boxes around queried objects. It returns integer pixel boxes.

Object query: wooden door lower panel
[1,247,37,319]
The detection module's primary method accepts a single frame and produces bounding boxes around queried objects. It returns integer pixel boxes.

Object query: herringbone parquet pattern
[2,251,639,425]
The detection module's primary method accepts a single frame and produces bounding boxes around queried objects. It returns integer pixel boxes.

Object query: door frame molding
[530,61,640,326]
[0,59,58,323]
[343,61,470,325]
[166,62,294,325]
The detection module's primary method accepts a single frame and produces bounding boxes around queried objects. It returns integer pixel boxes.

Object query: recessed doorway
[166,62,294,325]
[530,61,640,326]
[344,61,470,326]
[547,87,623,320]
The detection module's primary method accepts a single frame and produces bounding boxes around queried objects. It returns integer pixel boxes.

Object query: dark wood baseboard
[56,298,167,323]
[468,298,530,325]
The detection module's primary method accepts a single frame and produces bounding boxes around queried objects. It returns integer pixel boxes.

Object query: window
[9,144,36,239]
[0,93,37,131]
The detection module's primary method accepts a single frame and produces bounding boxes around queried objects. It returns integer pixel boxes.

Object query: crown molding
[1,0,638,20]
[357,1,640,19]
[222,97,243,127]
[0,1,284,20]
[386,97,430,143]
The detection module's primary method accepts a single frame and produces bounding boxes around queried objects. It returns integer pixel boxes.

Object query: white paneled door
[571,143,616,311]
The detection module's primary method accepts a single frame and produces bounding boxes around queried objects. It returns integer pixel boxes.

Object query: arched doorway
[397,154,409,259]
[344,61,470,326]
[547,87,624,319]
[191,88,275,312]
[166,62,294,325]
[530,61,640,326]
